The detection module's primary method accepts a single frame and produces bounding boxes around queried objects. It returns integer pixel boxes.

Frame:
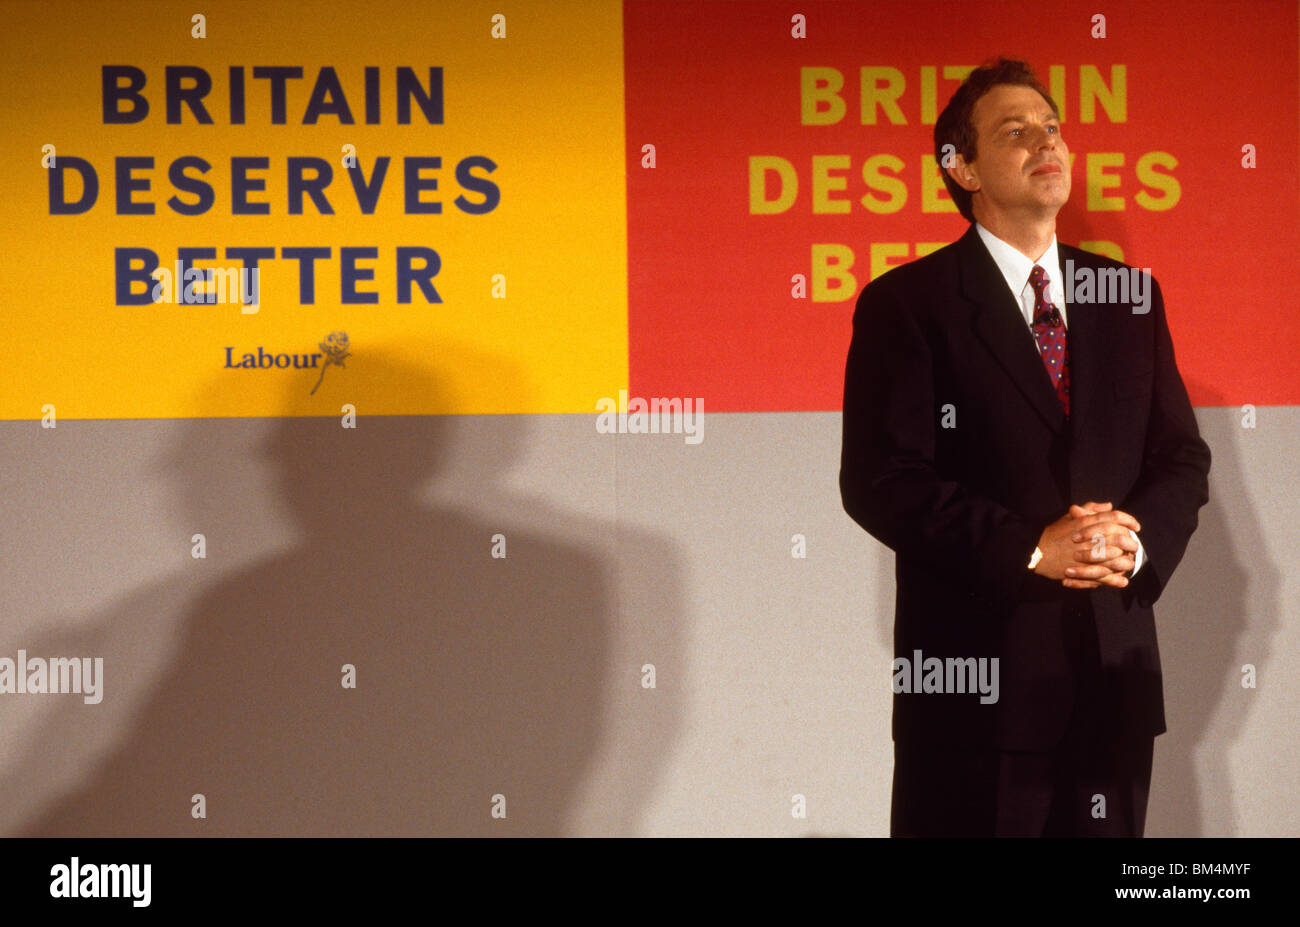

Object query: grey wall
[0,401,1295,835]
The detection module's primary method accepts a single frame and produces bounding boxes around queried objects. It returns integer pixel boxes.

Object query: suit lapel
[957,225,1066,434]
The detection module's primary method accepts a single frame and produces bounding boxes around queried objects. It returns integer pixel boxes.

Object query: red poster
[624,0,1300,410]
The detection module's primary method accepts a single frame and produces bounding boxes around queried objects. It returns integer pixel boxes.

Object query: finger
[1068,501,1108,517]
[1065,563,1122,580]
[1071,519,1140,542]
[1074,551,1136,571]
[1071,524,1121,543]
[1097,555,1135,573]
[1092,509,1140,531]
[1065,572,1129,589]
[1108,509,1141,532]
[1072,535,1137,557]
[1074,545,1132,563]
[1069,512,1114,535]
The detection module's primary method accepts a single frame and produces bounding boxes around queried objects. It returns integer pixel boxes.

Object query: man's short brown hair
[934,58,1060,223]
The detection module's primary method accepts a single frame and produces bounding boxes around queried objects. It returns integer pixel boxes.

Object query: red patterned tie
[1029,264,1070,417]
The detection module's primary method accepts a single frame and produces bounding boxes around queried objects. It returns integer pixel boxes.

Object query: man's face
[956,83,1070,222]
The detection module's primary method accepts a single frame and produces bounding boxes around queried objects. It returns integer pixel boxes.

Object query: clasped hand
[1034,500,1140,590]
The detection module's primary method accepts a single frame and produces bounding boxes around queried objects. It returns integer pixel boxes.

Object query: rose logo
[310,330,351,395]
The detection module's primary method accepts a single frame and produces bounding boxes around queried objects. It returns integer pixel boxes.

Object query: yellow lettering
[812,243,858,301]
[1079,64,1126,124]
[859,67,906,125]
[870,242,910,281]
[860,154,907,214]
[749,156,798,214]
[812,155,852,214]
[1134,151,1180,211]
[920,154,958,213]
[920,66,937,125]
[1086,152,1125,211]
[801,67,845,125]
[1078,241,1125,261]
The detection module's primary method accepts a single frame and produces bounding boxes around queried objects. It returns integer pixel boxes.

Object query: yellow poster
[1,0,627,418]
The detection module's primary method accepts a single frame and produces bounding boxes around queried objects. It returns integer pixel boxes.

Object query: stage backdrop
[0,0,1297,840]
[2,0,1295,420]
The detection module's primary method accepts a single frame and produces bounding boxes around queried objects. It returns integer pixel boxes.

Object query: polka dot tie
[1029,264,1070,417]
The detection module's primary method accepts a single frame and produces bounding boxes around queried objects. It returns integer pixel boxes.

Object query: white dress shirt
[974,222,1145,578]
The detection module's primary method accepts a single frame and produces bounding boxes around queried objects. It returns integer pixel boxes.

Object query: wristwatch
[1027,546,1043,570]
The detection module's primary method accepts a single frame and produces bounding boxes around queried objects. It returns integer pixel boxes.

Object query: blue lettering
[115,247,158,305]
[341,247,379,304]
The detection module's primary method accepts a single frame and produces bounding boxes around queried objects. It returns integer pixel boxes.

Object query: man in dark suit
[839,58,1211,837]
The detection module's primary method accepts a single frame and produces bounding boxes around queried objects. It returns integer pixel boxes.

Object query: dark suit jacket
[839,223,1211,751]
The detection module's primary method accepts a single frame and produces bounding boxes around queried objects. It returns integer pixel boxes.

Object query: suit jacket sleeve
[839,274,1042,608]
[1119,275,1211,607]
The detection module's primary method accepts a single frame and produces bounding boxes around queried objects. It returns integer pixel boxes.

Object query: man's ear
[945,153,980,194]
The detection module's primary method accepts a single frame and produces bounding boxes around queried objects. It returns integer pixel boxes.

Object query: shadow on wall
[8,345,686,835]
[1146,387,1276,837]
[1057,211,1273,834]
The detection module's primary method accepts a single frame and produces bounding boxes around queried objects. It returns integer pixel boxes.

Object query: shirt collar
[974,221,1065,315]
